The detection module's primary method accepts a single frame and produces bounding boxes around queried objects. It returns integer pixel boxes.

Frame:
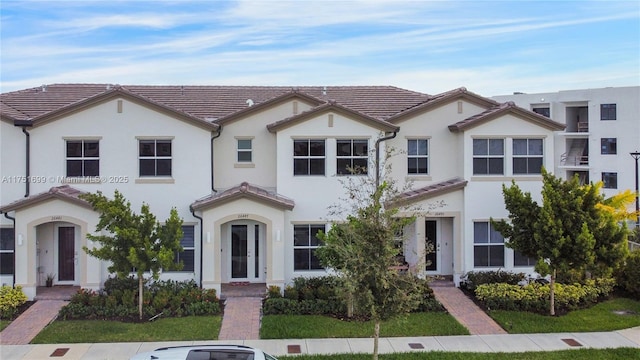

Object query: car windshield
[264,354,278,360]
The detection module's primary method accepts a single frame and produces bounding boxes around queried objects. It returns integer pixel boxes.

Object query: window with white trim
[237,139,252,162]
[293,224,325,271]
[407,139,428,174]
[66,140,99,177]
[336,139,368,175]
[168,225,195,272]
[473,138,504,175]
[293,139,325,175]
[513,138,543,174]
[139,139,172,176]
[0,228,15,275]
[474,222,504,267]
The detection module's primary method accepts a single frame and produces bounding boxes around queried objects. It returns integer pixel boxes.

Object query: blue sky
[1,0,638,96]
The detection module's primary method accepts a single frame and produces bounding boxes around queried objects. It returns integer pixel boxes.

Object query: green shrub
[284,285,298,300]
[618,250,640,297]
[267,285,282,298]
[0,286,28,319]
[475,278,615,314]
[460,270,526,293]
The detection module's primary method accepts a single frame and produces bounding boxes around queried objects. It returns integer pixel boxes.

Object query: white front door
[229,222,264,282]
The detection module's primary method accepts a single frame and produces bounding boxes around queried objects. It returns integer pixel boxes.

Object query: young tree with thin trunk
[81,190,184,319]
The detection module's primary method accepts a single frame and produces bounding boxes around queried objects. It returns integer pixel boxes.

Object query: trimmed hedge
[263,276,443,316]
[474,277,616,314]
[59,277,220,321]
[0,286,28,319]
[459,270,527,293]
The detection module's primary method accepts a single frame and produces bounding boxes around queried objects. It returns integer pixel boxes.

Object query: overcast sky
[1,0,638,96]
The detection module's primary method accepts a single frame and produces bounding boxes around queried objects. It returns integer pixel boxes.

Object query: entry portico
[191,182,294,295]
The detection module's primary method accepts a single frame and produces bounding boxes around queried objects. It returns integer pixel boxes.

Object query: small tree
[493,169,629,315]
[316,147,441,360]
[81,190,184,319]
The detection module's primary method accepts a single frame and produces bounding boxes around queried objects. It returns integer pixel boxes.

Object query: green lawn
[279,348,640,360]
[489,297,640,333]
[0,320,9,332]
[30,316,221,344]
[261,312,469,339]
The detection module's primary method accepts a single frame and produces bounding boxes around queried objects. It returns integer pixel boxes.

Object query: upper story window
[139,139,172,177]
[0,228,14,275]
[66,140,99,177]
[601,138,617,155]
[237,138,252,163]
[473,221,504,267]
[168,225,195,272]
[293,224,325,271]
[407,139,429,175]
[473,138,504,175]
[602,172,618,189]
[513,138,543,174]
[336,139,368,175]
[532,107,550,117]
[601,104,616,120]
[293,139,325,176]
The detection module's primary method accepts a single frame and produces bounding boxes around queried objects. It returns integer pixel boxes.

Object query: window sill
[234,163,255,168]
[470,175,542,182]
[406,174,432,181]
[135,177,175,184]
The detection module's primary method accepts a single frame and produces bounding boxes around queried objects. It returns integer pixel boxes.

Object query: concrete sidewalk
[2,327,639,359]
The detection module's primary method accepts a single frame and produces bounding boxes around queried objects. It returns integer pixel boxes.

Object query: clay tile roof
[267,101,400,133]
[0,185,91,213]
[1,84,430,123]
[190,182,295,211]
[448,101,566,132]
[393,177,468,205]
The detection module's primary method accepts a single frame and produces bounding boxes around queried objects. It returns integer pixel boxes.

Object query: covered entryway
[36,222,82,286]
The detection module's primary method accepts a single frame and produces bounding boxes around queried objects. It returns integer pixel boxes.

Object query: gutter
[3,212,16,288]
[210,128,222,193]
[375,131,398,188]
[190,206,204,288]
[18,125,31,197]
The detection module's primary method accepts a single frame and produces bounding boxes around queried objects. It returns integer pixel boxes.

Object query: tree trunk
[373,320,380,360]
[138,275,144,320]
[549,269,556,316]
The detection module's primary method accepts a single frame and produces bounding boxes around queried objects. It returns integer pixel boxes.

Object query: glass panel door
[231,225,248,279]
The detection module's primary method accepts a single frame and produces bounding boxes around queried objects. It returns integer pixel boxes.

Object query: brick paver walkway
[0,300,68,345]
[431,284,507,335]
[217,297,263,340]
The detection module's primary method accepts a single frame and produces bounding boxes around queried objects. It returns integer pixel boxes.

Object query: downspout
[3,212,16,288]
[21,126,31,197]
[190,206,204,288]
[211,128,222,193]
[375,131,398,188]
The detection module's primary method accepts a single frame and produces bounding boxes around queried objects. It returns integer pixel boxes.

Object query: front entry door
[230,223,263,281]
[425,220,437,272]
[58,227,75,281]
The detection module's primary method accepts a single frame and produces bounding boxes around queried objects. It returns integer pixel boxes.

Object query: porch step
[0,300,68,345]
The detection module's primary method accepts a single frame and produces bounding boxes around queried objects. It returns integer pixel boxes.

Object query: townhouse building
[1,84,573,299]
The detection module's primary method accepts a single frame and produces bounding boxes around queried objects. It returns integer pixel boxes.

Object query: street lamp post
[631,151,640,228]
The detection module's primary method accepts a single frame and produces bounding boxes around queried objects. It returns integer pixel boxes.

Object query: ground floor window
[168,225,195,272]
[0,228,14,275]
[513,249,536,267]
[473,221,504,267]
[293,224,325,271]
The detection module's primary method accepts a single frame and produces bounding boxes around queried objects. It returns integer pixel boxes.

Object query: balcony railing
[577,122,589,132]
[560,154,589,166]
